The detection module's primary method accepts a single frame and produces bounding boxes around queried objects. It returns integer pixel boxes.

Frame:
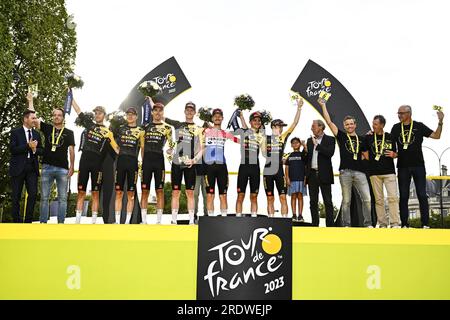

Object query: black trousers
[11,161,38,223]
[307,170,334,227]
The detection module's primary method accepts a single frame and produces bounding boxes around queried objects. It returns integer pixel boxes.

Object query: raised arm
[26,92,41,129]
[317,98,338,136]
[429,111,444,139]
[71,96,82,115]
[286,98,303,135]
[239,112,248,130]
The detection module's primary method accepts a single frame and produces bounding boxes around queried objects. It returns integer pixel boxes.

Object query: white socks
[156,209,163,224]
[188,210,195,224]
[251,212,257,217]
[172,209,178,224]
[207,210,214,216]
[141,209,147,224]
[220,209,227,217]
[92,212,98,224]
[75,210,82,224]
[115,211,121,224]
[125,213,132,224]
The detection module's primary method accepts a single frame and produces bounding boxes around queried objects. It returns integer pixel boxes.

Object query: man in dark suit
[9,110,43,223]
[305,119,336,227]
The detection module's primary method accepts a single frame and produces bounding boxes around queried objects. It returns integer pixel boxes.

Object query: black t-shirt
[391,121,433,168]
[364,132,396,176]
[336,130,367,172]
[40,122,75,169]
[285,151,307,181]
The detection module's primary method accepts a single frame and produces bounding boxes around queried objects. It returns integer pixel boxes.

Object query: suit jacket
[9,127,43,177]
[305,134,336,184]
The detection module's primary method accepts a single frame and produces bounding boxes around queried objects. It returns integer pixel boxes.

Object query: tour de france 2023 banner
[197,217,292,300]
[119,56,191,116]
[291,59,370,135]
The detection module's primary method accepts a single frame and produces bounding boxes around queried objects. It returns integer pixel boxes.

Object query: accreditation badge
[51,145,57,152]
[375,154,381,161]
[353,154,357,160]
[403,144,409,150]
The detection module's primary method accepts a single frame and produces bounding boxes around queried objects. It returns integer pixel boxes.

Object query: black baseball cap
[271,119,287,127]
[152,102,164,110]
[126,107,137,115]
[212,108,223,116]
[249,111,262,121]
[185,102,196,111]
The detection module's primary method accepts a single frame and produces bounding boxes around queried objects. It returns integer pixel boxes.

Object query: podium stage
[1,224,449,299]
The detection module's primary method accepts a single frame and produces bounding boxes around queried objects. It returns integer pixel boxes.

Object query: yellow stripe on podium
[0,225,449,300]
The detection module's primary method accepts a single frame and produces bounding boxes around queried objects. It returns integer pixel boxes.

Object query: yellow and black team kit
[263,130,292,196]
[164,118,203,191]
[114,124,144,192]
[77,112,119,192]
[141,122,174,191]
[235,128,265,195]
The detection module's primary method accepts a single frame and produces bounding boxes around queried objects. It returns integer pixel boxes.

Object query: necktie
[28,129,32,158]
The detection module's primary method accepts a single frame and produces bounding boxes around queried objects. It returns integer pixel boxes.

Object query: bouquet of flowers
[65,73,84,89]
[75,112,94,127]
[259,109,273,127]
[234,94,255,111]
[198,107,213,123]
[107,111,127,134]
[433,105,443,112]
[138,80,162,98]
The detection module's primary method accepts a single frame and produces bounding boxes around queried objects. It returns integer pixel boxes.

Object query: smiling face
[152,107,164,122]
[52,109,65,126]
[397,105,412,123]
[311,121,323,136]
[126,112,137,125]
[372,118,384,134]
[250,117,262,130]
[94,110,105,123]
[184,107,195,122]
[271,125,283,135]
[291,139,301,151]
[24,112,37,128]
[212,113,223,125]
[343,118,356,134]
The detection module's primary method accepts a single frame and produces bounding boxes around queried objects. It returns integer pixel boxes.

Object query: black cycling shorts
[205,163,228,195]
[141,154,165,191]
[115,155,138,192]
[171,164,196,191]
[264,171,287,196]
[237,164,260,194]
[78,152,103,192]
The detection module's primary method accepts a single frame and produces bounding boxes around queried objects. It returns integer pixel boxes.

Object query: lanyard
[346,133,359,160]
[52,126,64,149]
[401,120,413,146]
[374,132,385,155]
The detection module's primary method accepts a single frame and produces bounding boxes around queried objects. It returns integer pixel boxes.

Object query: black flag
[119,56,191,114]
[291,59,370,135]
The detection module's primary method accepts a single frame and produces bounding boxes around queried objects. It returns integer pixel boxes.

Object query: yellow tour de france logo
[324,80,332,87]
[262,233,282,255]
[169,75,177,83]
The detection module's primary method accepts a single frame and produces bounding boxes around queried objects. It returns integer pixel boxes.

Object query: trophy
[28,84,38,98]
[319,90,331,102]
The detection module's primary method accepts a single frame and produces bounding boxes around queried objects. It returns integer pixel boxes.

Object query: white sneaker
[251,214,257,218]
[402,226,409,229]
[423,226,430,229]
[367,226,374,228]
[236,213,242,217]
[171,220,177,225]
[391,226,401,229]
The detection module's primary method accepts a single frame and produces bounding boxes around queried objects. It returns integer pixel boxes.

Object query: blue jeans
[398,166,429,227]
[40,164,69,223]
[339,169,372,227]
